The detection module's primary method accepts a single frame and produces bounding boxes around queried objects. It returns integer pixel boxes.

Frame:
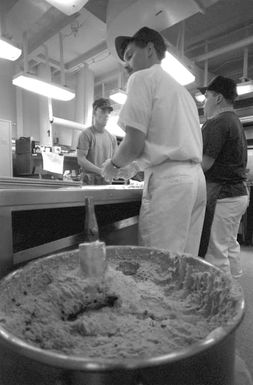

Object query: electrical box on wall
[15,137,35,154]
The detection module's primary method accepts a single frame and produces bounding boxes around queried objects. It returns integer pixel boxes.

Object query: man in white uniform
[102,27,206,256]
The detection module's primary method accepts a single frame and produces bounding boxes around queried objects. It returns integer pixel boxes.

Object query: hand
[118,162,140,180]
[101,159,119,183]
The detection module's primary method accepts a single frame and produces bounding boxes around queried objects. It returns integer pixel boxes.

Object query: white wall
[0,61,16,136]
[22,92,40,140]
[52,72,79,147]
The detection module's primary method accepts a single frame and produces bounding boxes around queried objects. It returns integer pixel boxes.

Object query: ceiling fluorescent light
[0,38,22,61]
[52,116,85,130]
[109,89,127,105]
[45,0,88,15]
[161,51,195,86]
[12,73,75,101]
[236,80,253,96]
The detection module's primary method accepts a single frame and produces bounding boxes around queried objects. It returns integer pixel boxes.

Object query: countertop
[0,185,143,276]
[0,184,143,209]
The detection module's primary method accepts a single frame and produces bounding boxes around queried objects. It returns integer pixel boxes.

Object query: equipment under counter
[0,185,142,278]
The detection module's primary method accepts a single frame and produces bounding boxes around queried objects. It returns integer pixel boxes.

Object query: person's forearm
[78,157,101,175]
[201,154,215,172]
[111,141,137,168]
[111,127,144,168]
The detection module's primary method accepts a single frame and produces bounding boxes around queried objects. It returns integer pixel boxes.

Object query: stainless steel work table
[0,185,142,277]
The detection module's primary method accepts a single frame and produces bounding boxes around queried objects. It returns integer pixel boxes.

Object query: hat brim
[115,35,132,61]
[198,87,207,95]
[102,106,113,112]
[95,106,113,112]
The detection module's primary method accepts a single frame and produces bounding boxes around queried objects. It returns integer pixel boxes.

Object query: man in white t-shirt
[77,98,117,185]
[102,27,206,255]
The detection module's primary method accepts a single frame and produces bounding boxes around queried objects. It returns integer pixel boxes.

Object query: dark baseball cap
[199,75,238,102]
[115,26,167,61]
[92,98,113,112]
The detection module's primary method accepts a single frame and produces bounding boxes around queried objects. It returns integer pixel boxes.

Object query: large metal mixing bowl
[0,246,245,385]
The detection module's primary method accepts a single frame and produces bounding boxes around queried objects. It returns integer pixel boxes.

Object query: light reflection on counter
[80,183,143,190]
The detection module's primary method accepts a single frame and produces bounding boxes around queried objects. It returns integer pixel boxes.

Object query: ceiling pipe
[203,41,208,86]
[194,35,253,62]
[43,44,54,125]
[177,21,185,59]
[204,60,208,86]
[23,31,29,73]
[28,34,70,74]
[66,41,108,72]
[29,54,61,72]
[59,32,65,86]
[242,47,249,80]
[44,44,50,75]
[95,70,123,86]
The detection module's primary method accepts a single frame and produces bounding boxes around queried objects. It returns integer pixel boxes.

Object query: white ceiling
[1,0,253,90]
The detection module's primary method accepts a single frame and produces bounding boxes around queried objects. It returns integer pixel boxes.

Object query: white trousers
[138,161,206,256]
[205,195,249,277]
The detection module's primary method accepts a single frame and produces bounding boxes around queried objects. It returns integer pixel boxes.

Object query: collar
[92,124,105,133]
[212,106,234,118]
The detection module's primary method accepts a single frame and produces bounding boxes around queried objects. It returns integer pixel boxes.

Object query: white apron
[138,160,206,256]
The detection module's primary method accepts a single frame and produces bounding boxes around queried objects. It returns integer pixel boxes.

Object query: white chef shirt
[118,64,202,169]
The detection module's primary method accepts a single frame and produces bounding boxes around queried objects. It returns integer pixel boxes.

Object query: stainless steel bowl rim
[0,246,245,371]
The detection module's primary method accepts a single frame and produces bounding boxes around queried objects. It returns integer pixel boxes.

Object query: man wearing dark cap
[102,27,206,256]
[77,98,117,185]
[199,75,248,278]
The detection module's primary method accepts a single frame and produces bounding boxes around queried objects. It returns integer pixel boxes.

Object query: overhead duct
[106,0,220,62]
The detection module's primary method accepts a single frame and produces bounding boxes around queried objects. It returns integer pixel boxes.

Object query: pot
[0,246,245,385]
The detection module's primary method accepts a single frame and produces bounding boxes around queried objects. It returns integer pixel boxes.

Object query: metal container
[0,246,245,385]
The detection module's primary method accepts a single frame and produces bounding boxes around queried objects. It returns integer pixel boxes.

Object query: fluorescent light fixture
[161,51,195,86]
[52,116,85,130]
[12,73,75,101]
[236,80,253,96]
[45,0,88,15]
[0,38,22,61]
[109,89,127,105]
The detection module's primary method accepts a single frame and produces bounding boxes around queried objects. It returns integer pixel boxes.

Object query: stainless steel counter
[0,186,142,278]
[0,176,80,189]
